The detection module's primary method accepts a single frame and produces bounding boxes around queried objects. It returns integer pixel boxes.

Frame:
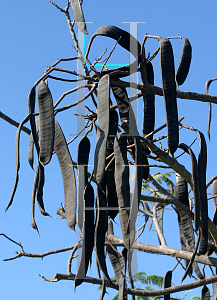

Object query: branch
[0,111,31,135]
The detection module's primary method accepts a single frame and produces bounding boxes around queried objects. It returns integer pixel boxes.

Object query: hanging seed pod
[77,136,90,231]
[5,114,30,212]
[94,75,110,191]
[163,270,172,300]
[112,84,129,124]
[28,116,40,170]
[38,80,55,166]
[142,61,155,140]
[95,186,111,282]
[159,37,178,155]
[54,121,76,231]
[175,38,192,86]
[106,110,119,220]
[36,162,50,216]
[212,180,217,225]
[205,78,217,139]
[114,132,131,249]
[75,183,95,288]
[201,285,210,300]
[70,0,87,33]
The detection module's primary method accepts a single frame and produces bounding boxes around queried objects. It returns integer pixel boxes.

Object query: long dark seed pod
[75,183,95,288]
[28,116,40,169]
[112,84,129,124]
[205,78,217,139]
[36,162,50,216]
[94,75,110,191]
[201,285,210,300]
[85,25,141,79]
[5,114,30,212]
[178,143,200,231]
[77,137,90,231]
[38,80,55,165]
[106,110,119,220]
[212,180,217,225]
[175,38,192,86]
[212,268,217,300]
[31,162,40,232]
[181,228,201,282]
[127,136,143,248]
[195,130,208,254]
[159,37,178,155]
[70,0,87,33]
[54,121,76,231]
[163,270,172,300]
[114,133,130,249]
[95,186,111,282]
[142,61,155,140]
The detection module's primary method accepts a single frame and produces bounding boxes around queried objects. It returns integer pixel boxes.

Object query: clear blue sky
[1,1,217,299]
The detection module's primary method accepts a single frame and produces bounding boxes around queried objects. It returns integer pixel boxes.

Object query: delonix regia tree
[1,1,217,299]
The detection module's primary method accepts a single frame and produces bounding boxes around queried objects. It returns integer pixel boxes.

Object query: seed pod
[201,285,210,300]
[54,121,76,231]
[195,130,208,254]
[142,61,155,140]
[5,114,30,212]
[38,80,55,165]
[85,25,141,79]
[99,276,106,300]
[205,78,217,139]
[70,0,87,33]
[163,270,172,300]
[212,180,217,225]
[112,84,129,123]
[28,116,40,169]
[106,110,119,220]
[114,132,131,249]
[75,183,95,288]
[175,38,192,86]
[178,143,200,231]
[159,37,178,155]
[212,268,217,300]
[95,186,111,282]
[36,162,50,216]
[127,136,143,248]
[77,137,91,231]
[94,75,110,191]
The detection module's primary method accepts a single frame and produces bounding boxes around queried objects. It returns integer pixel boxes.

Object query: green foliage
[152,171,174,185]
[190,297,200,300]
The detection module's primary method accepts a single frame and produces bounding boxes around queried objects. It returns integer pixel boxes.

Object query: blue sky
[1,1,217,299]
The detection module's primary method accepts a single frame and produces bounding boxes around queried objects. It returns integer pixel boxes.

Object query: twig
[67,241,81,274]
[0,111,31,135]
[100,36,122,72]
[152,204,167,246]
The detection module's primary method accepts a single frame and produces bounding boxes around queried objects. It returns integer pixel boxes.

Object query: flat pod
[163,270,172,300]
[54,121,76,231]
[95,186,111,282]
[85,25,141,79]
[175,38,192,86]
[77,136,91,231]
[201,285,210,300]
[38,80,55,165]
[106,110,119,220]
[94,75,110,191]
[112,84,129,124]
[212,180,217,225]
[142,61,155,140]
[205,78,217,139]
[36,162,50,216]
[114,132,131,249]
[28,116,40,169]
[75,183,95,288]
[70,0,87,33]
[159,37,178,155]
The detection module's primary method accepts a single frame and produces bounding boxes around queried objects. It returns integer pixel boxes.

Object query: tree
[0,0,217,300]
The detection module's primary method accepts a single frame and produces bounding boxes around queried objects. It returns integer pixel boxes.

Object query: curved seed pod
[212,180,217,225]
[106,110,119,220]
[166,177,175,195]
[201,285,210,300]
[94,75,110,191]
[127,136,143,248]
[178,143,200,231]
[114,133,131,249]
[175,38,192,86]
[142,152,149,181]
[181,228,201,282]
[159,37,178,155]
[175,174,195,249]
[192,262,204,280]
[205,78,217,139]
[99,276,106,300]
[212,268,217,300]
[112,84,129,124]
[54,121,76,231]
[195,130,208,254]
[163,270,172,300]
[5,114,30,212]
[38,80,55,165]
[28,86,40,157]
[36,162,50,216]
[70,0,87,33]
[31,162,40,232]
[28,116,40,169]
[85,25,141,79]
[75,183,95,288]
[95,186,111,282]
[127,250,135,300]
[142,61,155,140]
[77,137,91,231]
